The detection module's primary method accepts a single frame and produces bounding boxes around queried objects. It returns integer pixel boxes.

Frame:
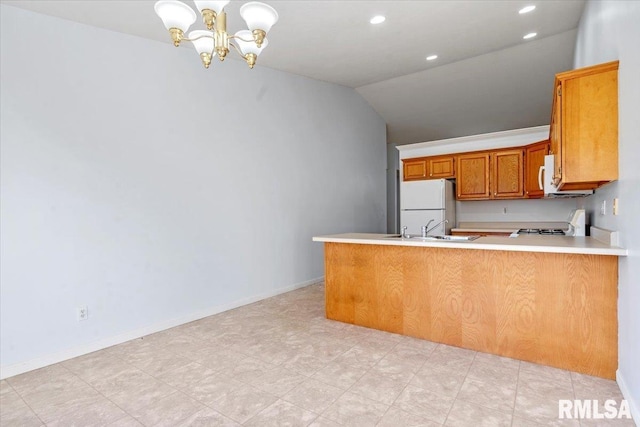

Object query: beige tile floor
[0,283,635,427]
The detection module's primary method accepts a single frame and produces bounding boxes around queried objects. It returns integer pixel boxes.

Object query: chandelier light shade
[154,0,278,69]
[240,2,278,47]
[234,29,268,68]
[240,2,278,31]
[189,30,215,68]
[193,0,230,15]
[193,1,229,29]
[154,1,197,46]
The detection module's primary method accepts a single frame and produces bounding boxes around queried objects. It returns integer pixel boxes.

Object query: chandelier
[154,1,278,69]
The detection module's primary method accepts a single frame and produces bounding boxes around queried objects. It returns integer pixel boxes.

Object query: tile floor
[0,283,635,427]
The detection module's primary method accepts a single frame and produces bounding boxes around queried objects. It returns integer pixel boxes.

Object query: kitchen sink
[384,235,480,241]
[416,235,480,241]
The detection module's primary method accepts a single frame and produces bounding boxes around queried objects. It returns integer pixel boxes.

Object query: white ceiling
[2,0,585,145]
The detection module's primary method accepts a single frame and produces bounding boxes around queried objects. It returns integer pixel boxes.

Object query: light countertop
[312,233,627,256]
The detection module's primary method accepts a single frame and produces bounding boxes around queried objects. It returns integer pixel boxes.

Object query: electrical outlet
[503,207,507,214]
[600,200,607,216]
[77,306,88,321]
[613,198,619,215]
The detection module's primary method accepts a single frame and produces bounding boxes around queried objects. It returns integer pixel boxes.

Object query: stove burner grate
[518,228,566,235]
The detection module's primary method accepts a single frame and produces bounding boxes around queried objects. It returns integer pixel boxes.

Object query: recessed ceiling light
[426,55,438,61]
[519,5,536,14]
[370,15,385,24]
[523,32,537,39]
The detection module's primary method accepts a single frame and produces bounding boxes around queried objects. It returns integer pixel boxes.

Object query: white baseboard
[617,369,640,426]
[0,277,323,380]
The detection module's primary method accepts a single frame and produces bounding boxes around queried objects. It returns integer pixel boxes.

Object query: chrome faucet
[401,226,409,238]
[425,219,448,236]
[422,220,435,237]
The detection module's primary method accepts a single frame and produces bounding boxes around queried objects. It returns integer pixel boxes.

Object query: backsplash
[585,182,619,231]
[456,198,582,224]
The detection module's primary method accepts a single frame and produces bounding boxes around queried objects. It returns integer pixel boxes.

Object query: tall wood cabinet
[550,61,618,190]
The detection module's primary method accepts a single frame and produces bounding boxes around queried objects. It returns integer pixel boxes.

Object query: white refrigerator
[400,179,456,236]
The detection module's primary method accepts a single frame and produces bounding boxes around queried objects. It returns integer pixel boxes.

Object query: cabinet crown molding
[397,125,550,159]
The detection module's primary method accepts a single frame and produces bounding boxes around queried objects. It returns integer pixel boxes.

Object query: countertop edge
[312,234,628,257]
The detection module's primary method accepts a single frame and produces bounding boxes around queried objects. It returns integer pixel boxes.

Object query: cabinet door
[456,153,490,200]
[562,68,618,185]
[551,61,618,189]
[403,158,428,181]
[524,140,549,198]
[428,156,455,179]
[492,150,524,198]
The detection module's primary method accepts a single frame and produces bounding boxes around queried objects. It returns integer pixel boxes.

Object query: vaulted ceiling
[2,0,585,144]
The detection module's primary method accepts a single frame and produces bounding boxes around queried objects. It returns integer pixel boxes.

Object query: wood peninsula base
[324,242,618,379]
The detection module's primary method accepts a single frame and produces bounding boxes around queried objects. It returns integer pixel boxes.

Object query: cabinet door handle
[538,165,545,190]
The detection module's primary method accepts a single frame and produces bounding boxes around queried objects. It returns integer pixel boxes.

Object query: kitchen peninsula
[312,233,626,379]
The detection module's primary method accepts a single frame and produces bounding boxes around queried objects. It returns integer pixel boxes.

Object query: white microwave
[539,155,593,198]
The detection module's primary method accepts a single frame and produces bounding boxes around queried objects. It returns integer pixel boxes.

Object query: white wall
[0,6,386,376]
[456,198,578,223]
[573,0,640,420]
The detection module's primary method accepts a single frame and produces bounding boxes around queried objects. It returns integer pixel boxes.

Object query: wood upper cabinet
[492,149,524,198]
[550,61,619,190]
[457,149,523,200]
[403,157,428,181]
[428,156,455,179]
[456,152,490,199]
[524,140,550,198]
[403,155,455,181]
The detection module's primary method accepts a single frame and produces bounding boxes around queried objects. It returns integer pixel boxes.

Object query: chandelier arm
[229,42,248,60]
[228,34,255,43]
[181,33,215,42]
